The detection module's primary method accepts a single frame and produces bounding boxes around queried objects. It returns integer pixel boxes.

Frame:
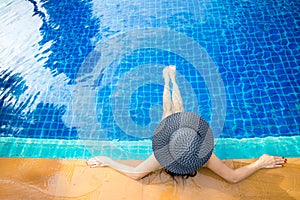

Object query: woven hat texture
[152,112,214,175]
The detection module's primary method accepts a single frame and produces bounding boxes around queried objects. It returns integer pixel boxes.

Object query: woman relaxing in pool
[86,65,286,183]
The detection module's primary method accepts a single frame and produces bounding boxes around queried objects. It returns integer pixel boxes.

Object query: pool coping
[1,157,299,199]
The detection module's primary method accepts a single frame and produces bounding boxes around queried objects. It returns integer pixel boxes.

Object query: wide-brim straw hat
[152,112,214,175]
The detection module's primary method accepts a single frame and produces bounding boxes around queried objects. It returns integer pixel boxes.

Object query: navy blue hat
[152,112,214,175]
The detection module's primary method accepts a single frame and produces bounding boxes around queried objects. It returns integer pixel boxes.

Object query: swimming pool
[0,0,299,160]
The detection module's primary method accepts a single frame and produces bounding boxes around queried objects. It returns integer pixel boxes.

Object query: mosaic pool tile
[0,0,299,158]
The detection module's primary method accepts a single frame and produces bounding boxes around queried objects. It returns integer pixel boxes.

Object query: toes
[168,65,176,77]
[168,65,176,70]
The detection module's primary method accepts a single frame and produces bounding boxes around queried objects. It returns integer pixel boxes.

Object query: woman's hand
[86,156,113,168]
[256,154,286,169]
[86,154,161,180]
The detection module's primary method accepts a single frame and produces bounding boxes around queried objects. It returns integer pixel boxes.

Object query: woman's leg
[169,65,184,113]
[161,67,173,119]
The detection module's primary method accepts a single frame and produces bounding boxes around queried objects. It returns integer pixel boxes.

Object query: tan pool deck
[0,157,299,200]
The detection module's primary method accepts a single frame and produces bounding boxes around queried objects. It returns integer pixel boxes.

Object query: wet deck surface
[0,157,299,200]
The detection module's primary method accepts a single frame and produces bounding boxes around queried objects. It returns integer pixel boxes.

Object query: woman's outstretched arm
[86,153,161,180]
[204,153,286,184]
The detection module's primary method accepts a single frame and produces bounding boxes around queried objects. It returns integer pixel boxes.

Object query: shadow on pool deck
[0,158,299,199]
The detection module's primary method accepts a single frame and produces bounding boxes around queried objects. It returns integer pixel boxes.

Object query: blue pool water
[0,0,299,159]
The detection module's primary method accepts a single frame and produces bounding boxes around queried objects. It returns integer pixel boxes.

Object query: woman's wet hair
[162,168,197,184]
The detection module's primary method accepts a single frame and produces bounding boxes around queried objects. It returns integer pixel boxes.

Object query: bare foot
[168,65,176,81]
[163,66,170,83]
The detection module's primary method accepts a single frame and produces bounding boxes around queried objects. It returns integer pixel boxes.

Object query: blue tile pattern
[0,0,299,145]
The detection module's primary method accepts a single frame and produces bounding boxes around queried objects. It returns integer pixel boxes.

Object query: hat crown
[152,112,214,175]
[169,128,200,161]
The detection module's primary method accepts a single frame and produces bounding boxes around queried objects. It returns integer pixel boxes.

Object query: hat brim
[152,112,214,175]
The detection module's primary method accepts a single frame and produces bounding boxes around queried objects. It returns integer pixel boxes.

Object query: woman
[87,65,286,183]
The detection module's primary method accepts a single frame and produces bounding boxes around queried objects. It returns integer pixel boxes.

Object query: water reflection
[0,0,100,138]
[0,0,213,139]
[91,0,211,38]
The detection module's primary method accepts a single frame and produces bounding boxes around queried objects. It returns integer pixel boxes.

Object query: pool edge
[1,136,299,160]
